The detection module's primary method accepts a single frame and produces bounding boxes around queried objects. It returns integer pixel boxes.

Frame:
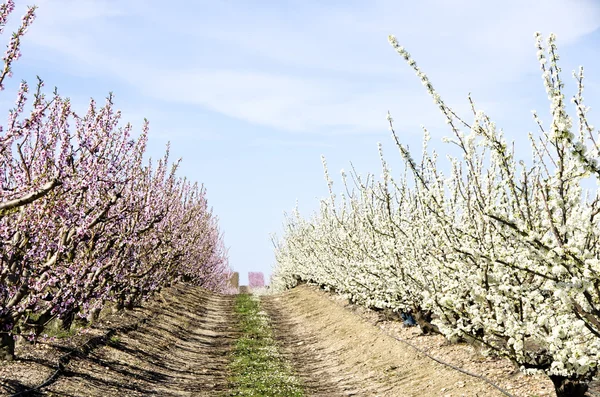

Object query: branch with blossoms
[273,32,599,397]
[0,2,230,360]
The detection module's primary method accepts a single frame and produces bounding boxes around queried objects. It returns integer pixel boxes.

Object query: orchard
[272,32,600,397]
[0,1,230,361]
[1,0,598,395]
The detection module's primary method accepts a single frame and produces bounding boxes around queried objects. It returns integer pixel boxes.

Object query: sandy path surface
[263,285,509,397]
[50,287,236,396]
[2,284,568,396]
[0,286,238,397]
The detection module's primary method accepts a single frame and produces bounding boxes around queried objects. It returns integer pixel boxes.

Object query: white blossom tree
[272,32,600,397]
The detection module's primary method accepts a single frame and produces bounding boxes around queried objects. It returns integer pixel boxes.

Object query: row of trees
[0,2,230,360]
[272,32,600,397]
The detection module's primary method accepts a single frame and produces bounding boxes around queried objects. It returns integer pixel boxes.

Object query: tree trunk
[413,307,439,335]
[24,309,54,335]
[0,331,15,361]
[60,310,76,331]
[125,290,140,310]
[549,375,588,397]
[88,307,101,323]
[114,293,126,312]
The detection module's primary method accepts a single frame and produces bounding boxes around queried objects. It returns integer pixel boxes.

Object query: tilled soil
[48,288,236,396]
[264,286,509,397]
[0,285,237,397]
[0,284,567,396]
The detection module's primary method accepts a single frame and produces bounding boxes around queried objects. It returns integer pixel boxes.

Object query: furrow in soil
[262,285,506,397]
[43,287,237,397]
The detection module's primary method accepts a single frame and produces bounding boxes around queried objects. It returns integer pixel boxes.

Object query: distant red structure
[248,272,265,288]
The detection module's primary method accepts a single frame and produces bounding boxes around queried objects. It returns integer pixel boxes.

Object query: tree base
[550,375,588,397]
[0,332,15,361]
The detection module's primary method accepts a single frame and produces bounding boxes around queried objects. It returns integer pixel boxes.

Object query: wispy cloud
[18,0,600,137]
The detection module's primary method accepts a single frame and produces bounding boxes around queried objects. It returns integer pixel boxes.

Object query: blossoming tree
[273,32,599,397]
[248,272,265,289]
[0,1,230,360]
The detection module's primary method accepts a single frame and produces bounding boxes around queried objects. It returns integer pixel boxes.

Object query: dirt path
[47,287,236,396]
[0,286,237,397]
[1,284,561,396]
[263,285,510,397]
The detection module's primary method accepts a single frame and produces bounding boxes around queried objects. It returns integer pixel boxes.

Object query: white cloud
[14,0,600,135]
[133,68,431,134]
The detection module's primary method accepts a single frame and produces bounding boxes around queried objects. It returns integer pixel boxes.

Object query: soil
[264,284,558,397]
[0,285,237,397]
[2,283,595,397]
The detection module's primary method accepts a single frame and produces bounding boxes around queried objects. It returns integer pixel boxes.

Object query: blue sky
[5,0,600,284]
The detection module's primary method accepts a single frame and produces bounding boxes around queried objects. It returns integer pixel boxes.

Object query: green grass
[43,326,79,339]
[226,293,304,397]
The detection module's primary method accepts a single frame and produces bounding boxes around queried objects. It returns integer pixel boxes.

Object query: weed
[226,293,304,397]
[108,335,120,345]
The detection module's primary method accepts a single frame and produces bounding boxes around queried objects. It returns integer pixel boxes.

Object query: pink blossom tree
[0,1,230,360]
[248,272,265,289]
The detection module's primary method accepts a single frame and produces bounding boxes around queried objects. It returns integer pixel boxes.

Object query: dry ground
[0,283,583,397]
[0,285,237,397]
[264,284,558,397]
